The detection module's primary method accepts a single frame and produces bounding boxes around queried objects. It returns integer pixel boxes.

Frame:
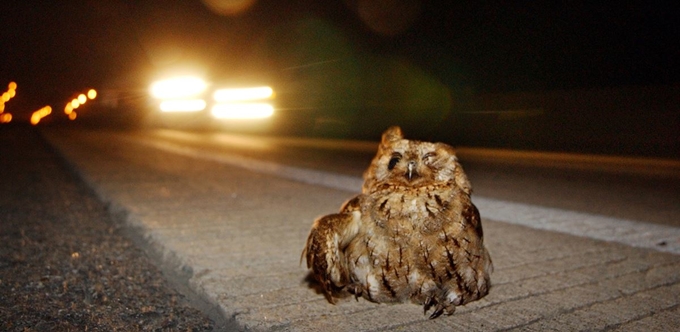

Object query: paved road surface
[0,126,213,331]
[43,128,680,331]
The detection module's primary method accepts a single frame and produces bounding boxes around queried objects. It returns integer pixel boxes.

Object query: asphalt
[42,128,680,331]
[0,125,214,331]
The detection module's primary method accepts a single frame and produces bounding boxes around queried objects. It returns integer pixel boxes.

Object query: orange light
[0,113,11,123]
[78,94,87,104]
[1,93,9,102]
[65,103,73,114]
[0,103,4,113]
[87,89,97,99]
[30,106,52,125]
[68,111,77,120]
[8,82,17,90]
[30,113,40,125]
[71,99,80,109]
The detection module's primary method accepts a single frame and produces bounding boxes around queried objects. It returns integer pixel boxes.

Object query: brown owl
[303,126,492,318]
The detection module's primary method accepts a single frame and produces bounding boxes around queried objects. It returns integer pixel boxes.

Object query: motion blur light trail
[213,86,273,102]
[1,81,18,116]
[63,88,97,120]
[30,106,52,125]
[150,76,207,99]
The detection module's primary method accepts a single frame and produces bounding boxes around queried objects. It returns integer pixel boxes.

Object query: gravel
[0,125,214,331]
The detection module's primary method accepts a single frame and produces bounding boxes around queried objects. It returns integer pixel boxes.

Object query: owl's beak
[407,161,416,181]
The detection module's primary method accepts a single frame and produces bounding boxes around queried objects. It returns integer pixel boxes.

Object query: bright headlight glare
[159,99,207,112]
[151,76,207,99]
[213,86,273,102]
[211,103,274,119]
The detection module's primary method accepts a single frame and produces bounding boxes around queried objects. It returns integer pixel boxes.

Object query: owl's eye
[388,153,401,170]
[422,152,436,162]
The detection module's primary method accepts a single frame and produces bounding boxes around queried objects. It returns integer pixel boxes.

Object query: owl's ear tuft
[381,126,403,145]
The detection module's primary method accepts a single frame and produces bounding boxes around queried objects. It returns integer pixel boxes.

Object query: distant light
[159,99,207,112]
[65,103,73,114]
[71,99,80,109]
[8,89,15,98]
[68,111,77,120]
[30,106,52,125]
[77,94,87,104]
[1,93,8,102]
[0,103,4,113]
[211,103,274,119]
[0,113,11,123]
[87,89,97,99]
[8,82,17,90]
[150,76,207,99]
[30,114,40,125]
[213,86,273,102]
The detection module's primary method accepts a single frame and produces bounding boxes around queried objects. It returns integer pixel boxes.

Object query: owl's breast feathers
[341,182,490,306]
[364,183,477,236]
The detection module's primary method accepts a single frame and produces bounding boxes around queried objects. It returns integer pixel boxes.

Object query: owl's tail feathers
[303,212,361,303]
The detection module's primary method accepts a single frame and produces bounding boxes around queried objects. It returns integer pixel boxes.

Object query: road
[0,125,213,331]
[150,128,680,225]
[43,127,680,331]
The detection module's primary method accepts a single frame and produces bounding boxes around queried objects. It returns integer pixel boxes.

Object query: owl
[303,126,492,318]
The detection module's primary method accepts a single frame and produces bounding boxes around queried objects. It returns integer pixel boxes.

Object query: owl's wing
[303,197,362,302]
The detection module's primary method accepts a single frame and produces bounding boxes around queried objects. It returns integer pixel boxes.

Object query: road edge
[39,130,238,332]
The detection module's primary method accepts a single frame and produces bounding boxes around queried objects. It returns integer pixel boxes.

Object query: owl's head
[362,126,471,194]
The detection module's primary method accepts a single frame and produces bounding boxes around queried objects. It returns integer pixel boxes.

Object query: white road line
[134,137,364,192]
[474,197,680,255]
[135,137,680,255]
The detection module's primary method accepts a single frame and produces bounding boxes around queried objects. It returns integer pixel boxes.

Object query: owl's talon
[347,283,364,301]
[423,296,436,314]
[428,304,445,319]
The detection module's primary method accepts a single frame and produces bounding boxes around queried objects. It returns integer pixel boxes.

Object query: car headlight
[210,86,275,119]
[213,86,273,102]
[211,102,274,119]
[150,76,207,99]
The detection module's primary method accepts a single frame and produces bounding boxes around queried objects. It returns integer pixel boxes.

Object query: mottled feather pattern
[304,126,492,318]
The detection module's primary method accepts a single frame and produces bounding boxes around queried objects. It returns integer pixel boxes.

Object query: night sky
[1,0,678,120]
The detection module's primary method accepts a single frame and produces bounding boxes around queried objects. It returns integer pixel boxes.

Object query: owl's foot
[423,294,456,319]
[346,282,364,301]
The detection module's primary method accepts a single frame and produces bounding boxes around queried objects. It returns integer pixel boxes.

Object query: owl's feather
[304,126,492,318]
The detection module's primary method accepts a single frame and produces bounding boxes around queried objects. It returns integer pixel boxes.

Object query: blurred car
[149,74,275,131]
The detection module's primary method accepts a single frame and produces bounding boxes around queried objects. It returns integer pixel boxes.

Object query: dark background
[1,0,678,156]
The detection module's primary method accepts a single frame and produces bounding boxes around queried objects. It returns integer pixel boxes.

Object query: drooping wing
[303,198,362,301]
